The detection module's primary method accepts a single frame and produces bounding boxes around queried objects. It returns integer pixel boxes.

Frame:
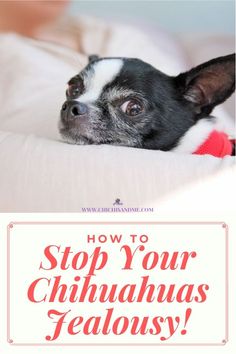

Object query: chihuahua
[60,53,235,157]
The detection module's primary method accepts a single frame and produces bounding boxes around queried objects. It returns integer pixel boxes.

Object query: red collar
[193,130,233,157]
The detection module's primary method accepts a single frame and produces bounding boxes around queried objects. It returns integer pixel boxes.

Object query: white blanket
[0,18,234,212]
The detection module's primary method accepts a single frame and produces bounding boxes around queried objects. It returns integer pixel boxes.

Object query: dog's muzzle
[61,100,88,123]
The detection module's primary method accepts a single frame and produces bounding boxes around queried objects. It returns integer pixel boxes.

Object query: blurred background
[0,0,234,117]
[69,0,235,35]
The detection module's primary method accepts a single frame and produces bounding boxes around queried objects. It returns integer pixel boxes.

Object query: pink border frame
[7,221,228,347]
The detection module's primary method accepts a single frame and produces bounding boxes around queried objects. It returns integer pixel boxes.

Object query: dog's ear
[88,55,99,63]
[175,53,235,115]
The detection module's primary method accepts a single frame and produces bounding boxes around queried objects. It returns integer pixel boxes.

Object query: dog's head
[60,53,235,151]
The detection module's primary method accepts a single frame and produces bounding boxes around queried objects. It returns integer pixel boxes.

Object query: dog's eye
[67,84,81,99]
[66,78,84,99]
[120,99,144,116]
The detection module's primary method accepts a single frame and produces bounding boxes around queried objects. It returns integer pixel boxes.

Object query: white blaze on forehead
[78,59,123,103]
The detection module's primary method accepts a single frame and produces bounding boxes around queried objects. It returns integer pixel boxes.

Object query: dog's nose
[70,102,88,116]
[61,101,88,122]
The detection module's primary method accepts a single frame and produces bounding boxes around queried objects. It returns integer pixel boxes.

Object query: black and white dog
[60,54,235,157]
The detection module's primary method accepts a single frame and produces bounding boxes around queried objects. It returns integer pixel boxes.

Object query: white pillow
[0,130,233,212]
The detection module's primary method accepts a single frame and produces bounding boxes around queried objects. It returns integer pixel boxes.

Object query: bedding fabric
[0,16,234,212]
